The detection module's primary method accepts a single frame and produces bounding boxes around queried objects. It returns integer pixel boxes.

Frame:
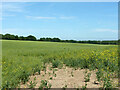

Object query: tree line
[0,33,118,45]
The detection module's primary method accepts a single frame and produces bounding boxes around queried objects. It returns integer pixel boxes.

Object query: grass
[2,40,118,88]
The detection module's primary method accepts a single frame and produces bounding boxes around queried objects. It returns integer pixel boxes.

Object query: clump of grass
[39,80,52,89]
[96,69,103,82]
[50,77,53,80]
[71,70,74,77]
[49,67,52,71]
[53,69,57,74]
[82,82,87,90]
[84,70,91,82]
[48,72,51,76]
[27,77,37,88]
[39,80,48,88]
[54,74,57,77]
[48,83,52,88]
[52,60,62,68]
[32,65,41,75]
[63,84,67,89]
[42,64,47,74]
[19,70,30,84]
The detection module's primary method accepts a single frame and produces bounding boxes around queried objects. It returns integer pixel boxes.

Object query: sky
[2,0,120,2]
[2,2,118,40]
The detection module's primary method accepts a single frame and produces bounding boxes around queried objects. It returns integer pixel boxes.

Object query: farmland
[2,40,118,88]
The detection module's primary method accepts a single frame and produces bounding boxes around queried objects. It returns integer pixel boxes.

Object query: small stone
[94,81,99,84]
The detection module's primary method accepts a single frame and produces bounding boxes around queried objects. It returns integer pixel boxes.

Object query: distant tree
[15,35,19,40]
[39,38,46,41]
[19,36,25,40]
[52,38,61,42]
[0,34,2,39]
[61,40,66,42]
[1,33,118,45]
[3,34,15,40]
[26,35,36,41]
[4,34,11,39]
[46,38,52,41]
[39,37,61,42]
[68,40,77,43]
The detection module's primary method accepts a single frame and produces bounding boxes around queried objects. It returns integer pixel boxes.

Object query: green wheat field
[2,40,118,88]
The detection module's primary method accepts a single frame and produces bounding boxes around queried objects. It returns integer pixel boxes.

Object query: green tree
[0,34,2,39]
[52,38,61,42]
[26,35,36,41]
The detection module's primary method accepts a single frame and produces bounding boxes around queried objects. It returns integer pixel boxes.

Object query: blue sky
[2,2,118,40]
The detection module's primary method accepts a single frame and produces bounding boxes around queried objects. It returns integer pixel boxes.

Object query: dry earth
[20,64,117,88]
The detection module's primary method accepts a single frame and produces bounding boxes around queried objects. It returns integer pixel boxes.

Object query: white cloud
[2,3,27,18]
[26,16,56,20]
[94,29,118,33]
[59,16,75,19]
[2,3,24,12]
[26,16,75,20]
[3,14,15,16]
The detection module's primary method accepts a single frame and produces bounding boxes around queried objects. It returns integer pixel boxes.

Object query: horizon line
[0,33,118,41]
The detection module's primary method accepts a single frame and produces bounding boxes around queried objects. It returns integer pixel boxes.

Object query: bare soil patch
[20,64,117,88]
